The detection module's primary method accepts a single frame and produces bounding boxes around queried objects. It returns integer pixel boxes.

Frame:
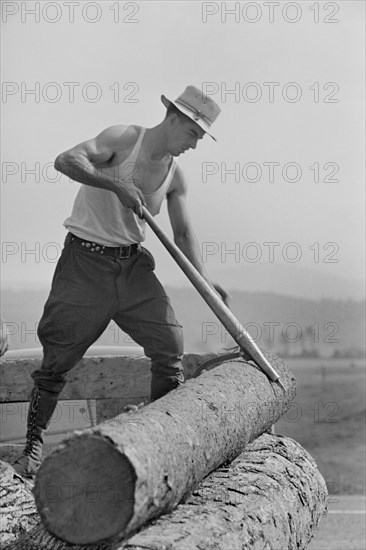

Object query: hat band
[175,98,212,127]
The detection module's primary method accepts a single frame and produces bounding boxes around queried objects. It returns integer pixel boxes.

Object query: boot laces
[24,389,40,456]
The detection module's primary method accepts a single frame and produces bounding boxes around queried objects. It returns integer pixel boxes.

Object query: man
[13,85,227,478]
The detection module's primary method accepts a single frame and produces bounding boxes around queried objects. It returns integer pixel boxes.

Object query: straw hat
[161,85,221,141]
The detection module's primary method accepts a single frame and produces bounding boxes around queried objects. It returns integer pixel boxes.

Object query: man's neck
[143,124,171,162]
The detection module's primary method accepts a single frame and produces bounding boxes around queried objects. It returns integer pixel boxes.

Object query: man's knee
[38,314,93,347]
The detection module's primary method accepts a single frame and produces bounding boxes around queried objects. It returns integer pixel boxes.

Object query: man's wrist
[110,179,125,194]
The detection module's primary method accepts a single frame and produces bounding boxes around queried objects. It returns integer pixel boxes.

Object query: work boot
[13,387,59,479]
[150,373,185,402]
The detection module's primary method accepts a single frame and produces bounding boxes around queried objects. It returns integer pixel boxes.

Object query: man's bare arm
[167,165,230,305]
[54,126,146,216]
[167,165,210,278]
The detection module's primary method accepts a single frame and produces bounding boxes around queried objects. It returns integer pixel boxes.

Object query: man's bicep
[59,125,128,165]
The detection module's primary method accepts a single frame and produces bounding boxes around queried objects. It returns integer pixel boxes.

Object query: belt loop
[65,233,74,246]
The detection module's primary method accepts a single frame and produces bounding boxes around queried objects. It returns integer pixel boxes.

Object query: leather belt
[68,233,141,259]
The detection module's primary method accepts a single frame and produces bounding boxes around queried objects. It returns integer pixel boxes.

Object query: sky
[1,0,365,298]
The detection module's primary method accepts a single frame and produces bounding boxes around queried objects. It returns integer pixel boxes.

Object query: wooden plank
[0,353,211,402]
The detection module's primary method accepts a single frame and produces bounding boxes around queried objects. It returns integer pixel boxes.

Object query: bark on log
[2,434,327,550]
[0,461,38,548]
[124,433,328,550]
[34,354,296,545]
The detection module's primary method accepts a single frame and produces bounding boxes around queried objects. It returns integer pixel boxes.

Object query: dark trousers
[32,235,184,399]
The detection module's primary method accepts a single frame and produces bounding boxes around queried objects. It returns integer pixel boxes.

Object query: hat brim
[161,95,217,141]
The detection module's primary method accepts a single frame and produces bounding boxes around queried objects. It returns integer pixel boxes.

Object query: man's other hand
[115,181,146,218]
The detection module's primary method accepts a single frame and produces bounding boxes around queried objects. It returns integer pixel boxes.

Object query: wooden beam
[34,353,296,545]
[0,353,211,402]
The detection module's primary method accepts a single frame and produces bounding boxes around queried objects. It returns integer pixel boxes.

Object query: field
[276,358,365,495]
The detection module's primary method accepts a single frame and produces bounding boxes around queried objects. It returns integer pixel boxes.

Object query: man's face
[168,116,205,156]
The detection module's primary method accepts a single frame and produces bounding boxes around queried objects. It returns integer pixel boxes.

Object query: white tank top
[64,126,176,246]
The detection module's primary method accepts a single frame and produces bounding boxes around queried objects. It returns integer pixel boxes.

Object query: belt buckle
[119,245,131,259]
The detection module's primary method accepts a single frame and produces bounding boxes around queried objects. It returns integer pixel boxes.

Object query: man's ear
[168,113,181,128]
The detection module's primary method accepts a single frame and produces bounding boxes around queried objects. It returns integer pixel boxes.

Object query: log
[34,354,296,545]
[0,461,38,548]
[124,433,328,550]
[2,434,327,550]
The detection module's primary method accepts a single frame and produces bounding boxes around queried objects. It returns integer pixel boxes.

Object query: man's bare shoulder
[97,124,141,151]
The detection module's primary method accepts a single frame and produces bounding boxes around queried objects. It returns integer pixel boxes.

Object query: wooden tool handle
[142,206,283,386]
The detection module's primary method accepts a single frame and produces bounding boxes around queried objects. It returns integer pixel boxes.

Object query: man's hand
[212,283,231,308]
[115,181,146,218]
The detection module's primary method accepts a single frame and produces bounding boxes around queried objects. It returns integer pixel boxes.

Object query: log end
[34,434,136,545]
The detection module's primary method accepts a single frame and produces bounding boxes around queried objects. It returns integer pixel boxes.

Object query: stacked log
[2,433,327,550]
[34,354,296,545]
[0,461,38,548]
[124,433,328,550]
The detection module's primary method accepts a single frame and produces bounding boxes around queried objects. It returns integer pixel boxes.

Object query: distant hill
[167,287,365,357]
[1,285,365,357]
[208,263,365,301]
